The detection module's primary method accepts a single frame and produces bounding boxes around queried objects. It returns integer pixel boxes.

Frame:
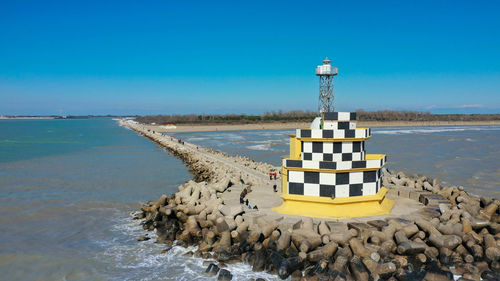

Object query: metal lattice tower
[315,57,338,113]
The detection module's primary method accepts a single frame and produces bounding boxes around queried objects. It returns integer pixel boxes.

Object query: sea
[0,118,498,280]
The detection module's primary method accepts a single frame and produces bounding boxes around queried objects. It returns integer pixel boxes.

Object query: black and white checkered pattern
[323,121,356,130]
[323,112,357,121]
[302,141,365,154]
[283,111,386,198]
[300,141,366,161]
[301,151,365,161]
[296,128,371,139]
[287,169,381,197]
[283,155,386,170]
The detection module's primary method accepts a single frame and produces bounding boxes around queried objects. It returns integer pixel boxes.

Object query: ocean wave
[218,133,245,140]
[96,214,282,280]
[244,139,287,145]
[375,128,465,135]
[246,144,272,151]
[374,126,500,135]
[186,137,209,142]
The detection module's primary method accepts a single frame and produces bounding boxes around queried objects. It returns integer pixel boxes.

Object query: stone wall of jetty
[121,120,277,185]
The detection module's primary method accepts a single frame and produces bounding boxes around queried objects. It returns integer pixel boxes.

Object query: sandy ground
[142,120,500,133]
[221,181,427,224]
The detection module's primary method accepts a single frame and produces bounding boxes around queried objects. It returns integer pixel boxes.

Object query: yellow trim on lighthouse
[273,187,394,219]
[288,135,302,160]
[282,166,288,194]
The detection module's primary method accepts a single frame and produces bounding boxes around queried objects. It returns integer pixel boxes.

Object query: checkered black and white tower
[273,59,393,219]
[283,112,386,198]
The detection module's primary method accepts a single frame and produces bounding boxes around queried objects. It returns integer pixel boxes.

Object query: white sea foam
[99,214,283,280]
[375,128,465,135]
[374,126,500,135]
[186,137,209,142]
[246,138,288,144]
[224,262,281,280]
[246,144,272,151]
[219,133,245,140]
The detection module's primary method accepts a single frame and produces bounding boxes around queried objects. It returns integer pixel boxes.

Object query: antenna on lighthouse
[315,57,338,113]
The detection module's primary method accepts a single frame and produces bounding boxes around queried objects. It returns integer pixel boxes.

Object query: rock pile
[136,170,500,281]
[205,148,279,177]
[123,120,500,281]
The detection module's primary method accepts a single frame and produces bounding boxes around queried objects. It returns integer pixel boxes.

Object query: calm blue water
[173,125,500,198]
[0,119,221,281]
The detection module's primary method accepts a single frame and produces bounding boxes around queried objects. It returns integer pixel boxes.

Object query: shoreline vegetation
[136,110,500,124]
[135,110,500,133]
[121,120,500,281]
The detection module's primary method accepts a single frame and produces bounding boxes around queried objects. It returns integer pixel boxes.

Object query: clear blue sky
[1,0,499,115]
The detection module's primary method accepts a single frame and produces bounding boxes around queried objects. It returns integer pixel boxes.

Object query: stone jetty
[121,120,500,281]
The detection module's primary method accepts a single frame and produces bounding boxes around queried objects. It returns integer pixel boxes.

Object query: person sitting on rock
[239,197,244,204]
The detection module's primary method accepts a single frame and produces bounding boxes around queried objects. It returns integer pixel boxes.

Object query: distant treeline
[135,110,500,125]
[355,110,500,122]
[136,110,316,124]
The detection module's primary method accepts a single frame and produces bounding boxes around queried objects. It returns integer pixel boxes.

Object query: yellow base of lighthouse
[272,187,394,219]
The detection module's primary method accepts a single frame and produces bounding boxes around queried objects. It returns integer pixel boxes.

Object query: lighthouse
[272,58,394,219]
[315,57,338,113]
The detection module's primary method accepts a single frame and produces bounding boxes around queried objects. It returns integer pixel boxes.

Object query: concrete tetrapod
[124,120,500,281]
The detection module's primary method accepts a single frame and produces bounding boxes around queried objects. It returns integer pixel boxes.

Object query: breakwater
[121,120,500,281]
[120,120,276,185]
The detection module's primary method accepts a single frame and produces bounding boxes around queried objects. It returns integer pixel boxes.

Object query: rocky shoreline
[122,120,500,281]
